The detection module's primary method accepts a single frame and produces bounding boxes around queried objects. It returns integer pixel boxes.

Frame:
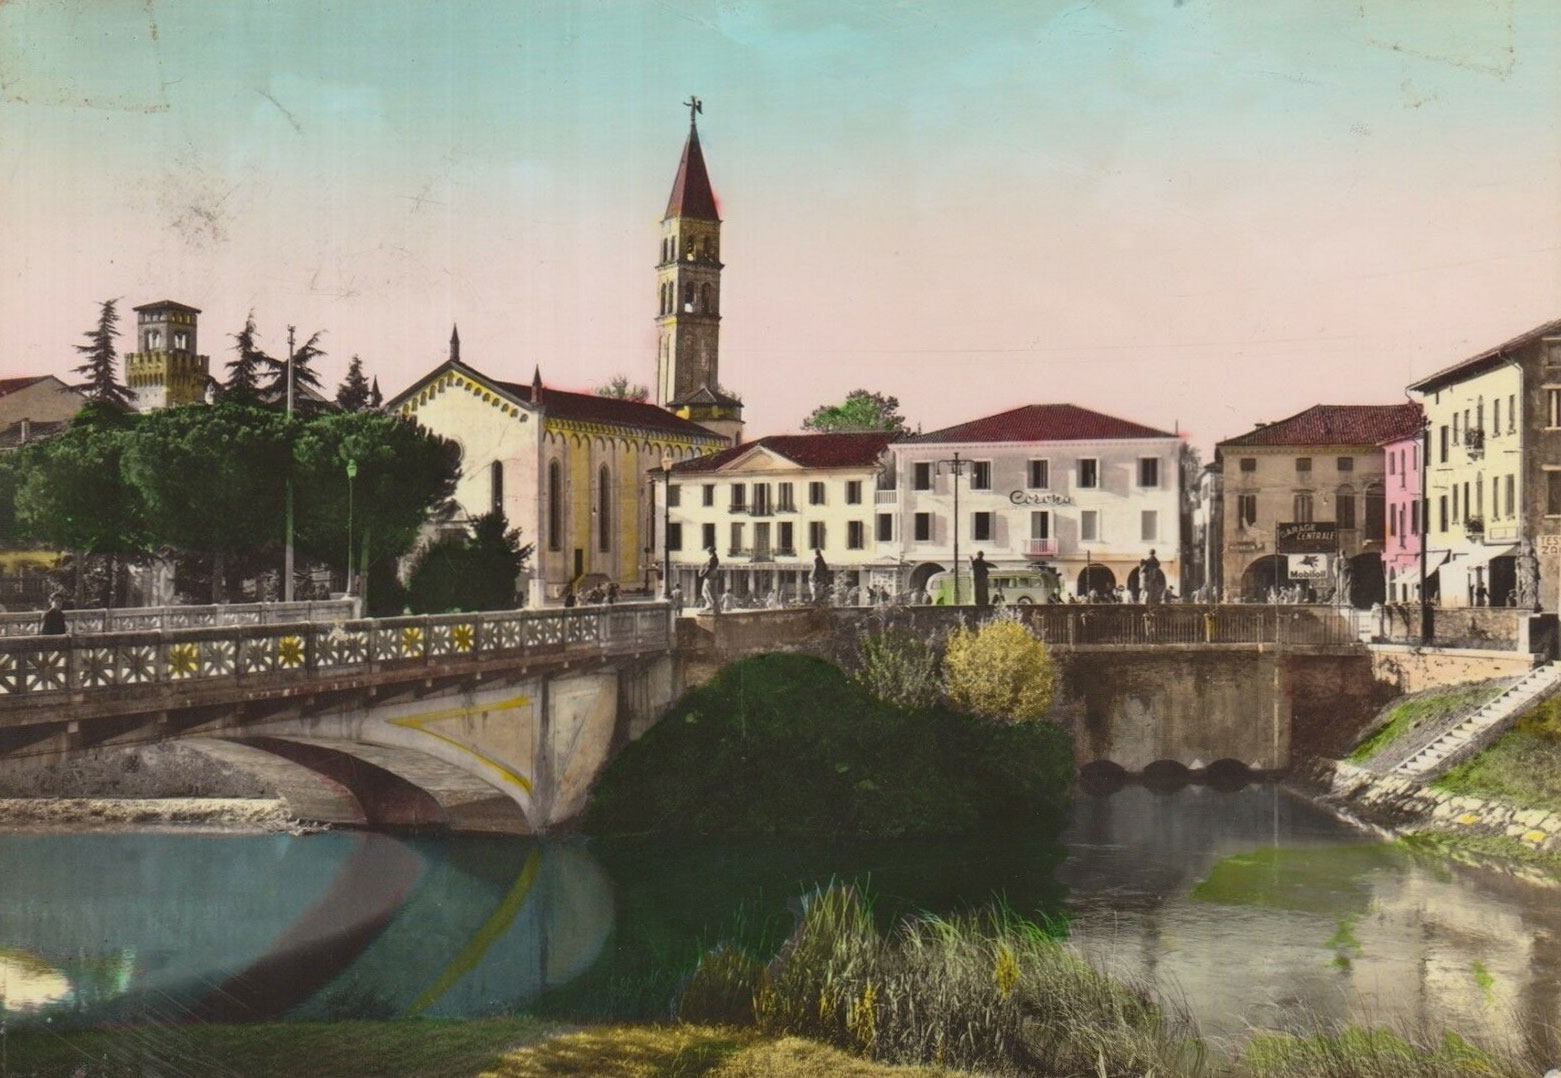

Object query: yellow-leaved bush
[944,617,1056,723]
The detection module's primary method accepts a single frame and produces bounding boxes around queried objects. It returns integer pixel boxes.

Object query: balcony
[727,546,751,558]
[875,489,898,505]
[1466,428,1485,460]
[751,547,773,563]
[1024,538,1059,557]
[1465,517,1485,540]
[727,504,748,515]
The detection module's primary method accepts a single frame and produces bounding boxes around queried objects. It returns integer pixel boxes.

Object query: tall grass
[680,885,1552,1078]
[680,885,1204,1076]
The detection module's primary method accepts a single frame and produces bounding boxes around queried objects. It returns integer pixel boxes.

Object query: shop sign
[1009,491,1074,506]
[1228,538,1265,554]
[1276,522,1337,554]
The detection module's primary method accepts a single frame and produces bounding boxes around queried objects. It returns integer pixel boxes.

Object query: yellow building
[1408,319,1561,607]
[391,354,724,601]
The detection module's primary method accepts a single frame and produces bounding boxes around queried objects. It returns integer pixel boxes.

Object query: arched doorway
[1348,552,1384,608]
[1240,555,1290,600]
[907,562,944,596]
[1077,564,1116,598]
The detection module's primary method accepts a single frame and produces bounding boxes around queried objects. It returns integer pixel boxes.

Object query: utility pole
[284,326,295,604]
[936,452,967,604]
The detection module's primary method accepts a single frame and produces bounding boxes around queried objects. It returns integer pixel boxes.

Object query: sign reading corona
[1009,491,1075,506]
[1276,522,1337,554]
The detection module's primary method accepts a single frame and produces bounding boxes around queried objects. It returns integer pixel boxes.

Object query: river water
[2,784,1558,1042]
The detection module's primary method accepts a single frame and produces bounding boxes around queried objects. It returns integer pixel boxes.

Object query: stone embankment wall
[1368,644,1539,695]
[1316,759,1561,855]
[1374,606,1558,655]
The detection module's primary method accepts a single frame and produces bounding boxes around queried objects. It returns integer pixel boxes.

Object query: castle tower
[656,99,743,445]
[124,300,209,411]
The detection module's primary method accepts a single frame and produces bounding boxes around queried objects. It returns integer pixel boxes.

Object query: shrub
[850,629,943,710]
[682,885,1203,1077]
[583,653,1072,837]
[405,510,532,614]
[944,615,1057,723]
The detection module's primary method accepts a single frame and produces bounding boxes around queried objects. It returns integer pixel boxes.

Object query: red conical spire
[664,117,720,222]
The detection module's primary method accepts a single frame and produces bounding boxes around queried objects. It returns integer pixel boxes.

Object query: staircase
[1394,662,1561,779]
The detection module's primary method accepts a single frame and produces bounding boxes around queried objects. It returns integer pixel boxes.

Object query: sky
[0,0,1557,452]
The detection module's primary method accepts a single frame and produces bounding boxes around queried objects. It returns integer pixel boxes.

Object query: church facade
[389,107,742,601]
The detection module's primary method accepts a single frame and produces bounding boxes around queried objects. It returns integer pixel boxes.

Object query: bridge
[0,603,678,834]
[0,600,1538,833]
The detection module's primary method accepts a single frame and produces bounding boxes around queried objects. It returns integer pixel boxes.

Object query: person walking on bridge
[40,595,66,636]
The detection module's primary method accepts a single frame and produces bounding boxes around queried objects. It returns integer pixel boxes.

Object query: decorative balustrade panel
[0,599,360,638]
[0,604,672,703]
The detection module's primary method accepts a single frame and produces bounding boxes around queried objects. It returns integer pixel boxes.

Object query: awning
[1447,544,1517,576]
[1391,551,1452,589]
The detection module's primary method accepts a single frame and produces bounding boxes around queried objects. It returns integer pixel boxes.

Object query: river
[1,783,1557,1042]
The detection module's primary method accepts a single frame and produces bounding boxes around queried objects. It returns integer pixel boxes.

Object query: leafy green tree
[406,511,532,614]
[801,389,908,434]
[121,404,293,602]
[595,374,649,402]
[72,299,133,410]
[13,414,146,605]
[223,310,270,405]
[335,355,372,412]
[291,411,461,611]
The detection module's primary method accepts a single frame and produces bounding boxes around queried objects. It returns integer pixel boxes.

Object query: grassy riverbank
[1435,694,1561,813]
[1349,681,1506,765]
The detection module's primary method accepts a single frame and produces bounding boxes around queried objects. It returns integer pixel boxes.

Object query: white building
[888,404,1183,599]
[660,432,899,602]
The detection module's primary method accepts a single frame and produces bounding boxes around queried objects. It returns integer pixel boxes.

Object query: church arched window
[490,460,504,515]
[598,466,612,553]
[547,460,562,551]
[683,284,694,312]
[700,284,713,313]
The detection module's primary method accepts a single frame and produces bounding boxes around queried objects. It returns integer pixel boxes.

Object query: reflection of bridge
[0,604,678,834]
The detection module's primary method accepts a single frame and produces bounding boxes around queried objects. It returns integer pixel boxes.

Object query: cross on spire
[684,95,702,126]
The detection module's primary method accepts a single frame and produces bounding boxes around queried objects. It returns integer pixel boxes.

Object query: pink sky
[1,0,1557,453]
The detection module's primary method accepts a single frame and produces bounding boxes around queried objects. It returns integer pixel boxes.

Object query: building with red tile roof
[0,375,88,443]
[1214,402,1422,603]
[891,403,1184,601]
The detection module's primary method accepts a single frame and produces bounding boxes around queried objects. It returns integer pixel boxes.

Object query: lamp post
[345,459,358,596]
[935,452,967,604]
[283,326,296,603]
[661,453,674,601]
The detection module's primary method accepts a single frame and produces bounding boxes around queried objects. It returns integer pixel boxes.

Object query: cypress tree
[73,299,133,410]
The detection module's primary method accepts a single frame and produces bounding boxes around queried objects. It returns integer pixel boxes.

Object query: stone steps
[1395,663,1561,780]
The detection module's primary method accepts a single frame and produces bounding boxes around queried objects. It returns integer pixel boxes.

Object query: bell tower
[656,98,743,444]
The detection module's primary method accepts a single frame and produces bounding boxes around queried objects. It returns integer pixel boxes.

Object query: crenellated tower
[655,99,743,445]
[124,300,210,411]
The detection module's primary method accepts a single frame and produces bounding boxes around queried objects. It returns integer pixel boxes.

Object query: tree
[801,390,908,434]
[13,414,146,605]
[223,310,269,405]
[73,299,133,410]
[291,410,461,612]
[260,327,326,409]
[335,355,372,412]
[595,374,649,402]
[121,404,294,602]
[405,511,533,613]
[369,377,383,410]
[943,617,1057,723]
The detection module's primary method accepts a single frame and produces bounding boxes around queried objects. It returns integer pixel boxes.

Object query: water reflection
[4,787,1561,1046]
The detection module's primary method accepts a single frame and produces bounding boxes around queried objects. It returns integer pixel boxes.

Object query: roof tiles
[672,431,897,474]
[1219,403,1423,448]
[909,403,1176,444]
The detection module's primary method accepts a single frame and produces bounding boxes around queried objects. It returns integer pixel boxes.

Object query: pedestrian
[40,594,67,636]
[606,581,619,605]
[670,584,684,617]
[1475,583,1488,607]
[562,587,576,609]
[970,551,994,607]
[811,548,830,606]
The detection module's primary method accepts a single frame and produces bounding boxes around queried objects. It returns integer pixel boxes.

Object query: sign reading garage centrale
[1009,491,1075,506]
[1276,522,1337,554]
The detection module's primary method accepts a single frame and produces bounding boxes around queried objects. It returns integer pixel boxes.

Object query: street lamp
[346,459,358,596]
[935,452,967,604]
[661,453,674,601]
[284,327,296,603]
[1419,416,1431,644]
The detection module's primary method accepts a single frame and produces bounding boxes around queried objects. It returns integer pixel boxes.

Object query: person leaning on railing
[40,594,67,636]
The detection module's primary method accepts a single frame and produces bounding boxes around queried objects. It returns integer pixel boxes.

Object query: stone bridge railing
[0,599,362,638]
[0,604,671,706]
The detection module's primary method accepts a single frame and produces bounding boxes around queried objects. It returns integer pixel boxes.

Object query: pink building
[1381,426,1424,602]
